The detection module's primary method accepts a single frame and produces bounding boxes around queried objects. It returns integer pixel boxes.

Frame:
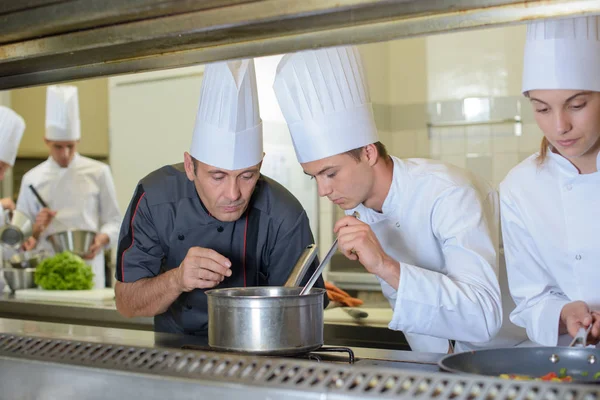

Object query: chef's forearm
[115,270,181,318]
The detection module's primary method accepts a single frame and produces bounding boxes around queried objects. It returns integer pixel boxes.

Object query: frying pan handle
[28,185,48,208]
[569,325,592,347]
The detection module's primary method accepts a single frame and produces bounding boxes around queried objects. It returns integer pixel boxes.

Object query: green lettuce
[34,251,95,290]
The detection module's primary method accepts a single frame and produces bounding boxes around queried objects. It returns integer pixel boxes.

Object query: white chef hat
[273,45,379,163]
[522,16,600,93]
[45,85,81,141]
[0,106,25,166]
[190,59,263,170]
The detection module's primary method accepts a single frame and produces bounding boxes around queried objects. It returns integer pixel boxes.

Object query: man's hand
[84,233,110,260]
[560,301,600,344]
[21,236,37,251]
[334,216,400,289]
[33,208,56,238]
[0,197,15,211]
[173,247,232,292]
[334,216,391,275]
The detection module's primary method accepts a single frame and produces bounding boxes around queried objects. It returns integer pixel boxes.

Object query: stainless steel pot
[205,243,327,355]
[0,210,33,248]
[206,286,326,355]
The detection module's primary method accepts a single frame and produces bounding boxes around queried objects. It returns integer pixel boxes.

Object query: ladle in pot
[283,244,319,287]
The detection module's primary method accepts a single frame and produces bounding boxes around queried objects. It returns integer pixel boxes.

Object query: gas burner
[180,345,355,364]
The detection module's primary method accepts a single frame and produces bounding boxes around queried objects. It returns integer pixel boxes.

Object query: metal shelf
[1,1,600,89]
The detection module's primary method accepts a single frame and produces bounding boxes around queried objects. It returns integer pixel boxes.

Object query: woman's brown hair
[524,91,550,164]
[538,136,550,164]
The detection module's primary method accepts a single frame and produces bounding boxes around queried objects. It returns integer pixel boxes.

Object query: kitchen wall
[11,79,110,158]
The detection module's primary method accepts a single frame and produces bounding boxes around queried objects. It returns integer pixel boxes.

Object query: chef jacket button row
[565,184,573,191]
[576,254,582,261]
[178,227,223,239]
[395,222,400,228]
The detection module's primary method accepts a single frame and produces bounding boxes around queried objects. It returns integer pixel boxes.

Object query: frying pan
[439,346,600,384]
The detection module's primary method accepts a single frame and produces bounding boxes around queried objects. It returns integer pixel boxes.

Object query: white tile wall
[519,123,544,153]
[492,126,519,152]
[439,128,465,156]
[466,126,492,155]
[391,130,417,158]
[385,95,548,189]
[415,130,431,158]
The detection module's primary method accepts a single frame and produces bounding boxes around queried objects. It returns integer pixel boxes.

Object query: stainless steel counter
[0,293,411,351]
[0,292,153,330]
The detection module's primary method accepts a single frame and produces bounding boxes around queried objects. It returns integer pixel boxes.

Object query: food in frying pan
[499,372,573,382]
[499,368,600,382]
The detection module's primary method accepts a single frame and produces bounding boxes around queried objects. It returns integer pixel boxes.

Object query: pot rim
[205,286,326,299]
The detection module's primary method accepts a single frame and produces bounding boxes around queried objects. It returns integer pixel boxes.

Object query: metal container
[283,244,318,287]
[47,230,96,257]
[3,267,37,292]
[0,210,33,248]
[8,250,46,269]
[206,287,326,355]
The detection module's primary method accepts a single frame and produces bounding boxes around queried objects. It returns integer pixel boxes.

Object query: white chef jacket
[16,153,122,289]
[346,156,502,353]
[500,150,600,347]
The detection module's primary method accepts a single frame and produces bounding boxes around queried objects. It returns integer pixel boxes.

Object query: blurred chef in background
[16,85,121,289]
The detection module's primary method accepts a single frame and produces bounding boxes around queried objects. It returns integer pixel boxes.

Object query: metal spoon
[299,238,338,295]
[300,211,360,296]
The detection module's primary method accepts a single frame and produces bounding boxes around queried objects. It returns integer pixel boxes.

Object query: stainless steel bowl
[47,230,96,257]
[3,267,36,292]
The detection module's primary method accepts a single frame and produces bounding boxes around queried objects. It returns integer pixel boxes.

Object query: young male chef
[273,45,504,353]
[16,85,122,289]
[115,59,326,335]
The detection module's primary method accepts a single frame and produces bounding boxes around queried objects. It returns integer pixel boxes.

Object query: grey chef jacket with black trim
[116,163,326,335]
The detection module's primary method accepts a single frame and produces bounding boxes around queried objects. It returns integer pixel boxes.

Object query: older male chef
[0,106,25,219]
[274,46,503,353]
[16,85,122,289]
[114,59,325,335]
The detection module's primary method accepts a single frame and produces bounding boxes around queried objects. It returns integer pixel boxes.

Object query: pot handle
[283,244,319,288]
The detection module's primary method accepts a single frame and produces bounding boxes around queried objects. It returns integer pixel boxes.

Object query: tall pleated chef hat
[190,59,263,170]
[273,45,379,163]
[45,85,81,141]
[523,16,600,93]
[0,106,25,166]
